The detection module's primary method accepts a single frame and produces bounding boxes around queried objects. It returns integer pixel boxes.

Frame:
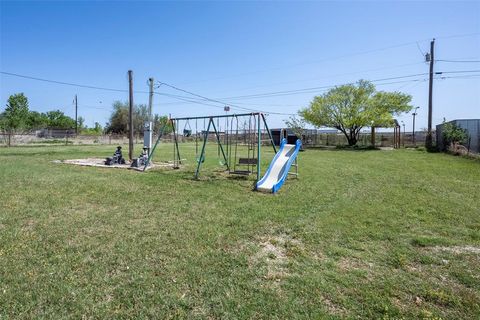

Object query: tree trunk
[340,130,358,146]
[347,135,357,146]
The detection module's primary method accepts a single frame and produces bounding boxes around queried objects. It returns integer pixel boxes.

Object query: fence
[436,119,480,154]
[302,131,433,148]
[0,131,133,147]
[1,129,434,149]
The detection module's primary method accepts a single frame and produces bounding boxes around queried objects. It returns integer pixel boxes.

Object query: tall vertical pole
[426,39,435,149]
[412,113,416,146]
[145,77,154,155]
[412,106,419,146]
[257,114,261,183]
[128,70,134,161]
[75,94,78,136]
[148,78,154,120]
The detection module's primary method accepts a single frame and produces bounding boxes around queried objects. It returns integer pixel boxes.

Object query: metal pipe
[170,112,261,121]
[211,119,230,171]
[195,118,212,179]
[257,114,261,183]
[143,121,168,171]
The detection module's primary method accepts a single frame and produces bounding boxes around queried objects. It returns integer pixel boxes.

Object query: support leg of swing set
[172,120,181,168]
[194,118,212,179]
[257,114,261,183]
[210,118,230,171]
[142,121,168,171]
[261,113,277,154]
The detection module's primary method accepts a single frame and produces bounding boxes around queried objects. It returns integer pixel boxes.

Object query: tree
[45,110,76,129]
[105,101,172,135]
[299,80,412,146]
[3,93,30,133]
[153,114,173,135]
[442,120,468,151]
[105,101,129,134]
[26,111,49,130]
[284,116,306,140]
[93,122,103,133]
[77,116,85,131]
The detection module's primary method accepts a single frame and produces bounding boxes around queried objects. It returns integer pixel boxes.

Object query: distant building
[436,119,480,153]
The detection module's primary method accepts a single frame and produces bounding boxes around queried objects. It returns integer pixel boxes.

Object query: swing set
[143,112,277,182]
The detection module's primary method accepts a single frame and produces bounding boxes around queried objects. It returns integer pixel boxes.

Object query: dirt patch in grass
[249,233,303,286]
[337,256,373,272]
[431,245,480,255]
[54,158,173,171]
[321,296,348,317]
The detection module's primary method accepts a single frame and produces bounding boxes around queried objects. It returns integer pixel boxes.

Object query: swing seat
[183,129,192,137]
[238,158,257,165]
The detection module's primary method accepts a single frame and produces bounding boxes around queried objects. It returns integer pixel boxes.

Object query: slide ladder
[256,138,301,193]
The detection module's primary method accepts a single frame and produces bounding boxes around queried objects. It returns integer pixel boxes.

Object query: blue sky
[1,1,479,130]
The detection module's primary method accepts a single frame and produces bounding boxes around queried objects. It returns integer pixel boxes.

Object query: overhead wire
[0,71,150,94]
[157,81,296,115]
[437,59,480,63]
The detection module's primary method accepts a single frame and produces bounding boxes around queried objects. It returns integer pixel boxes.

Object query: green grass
[0,143,479,319]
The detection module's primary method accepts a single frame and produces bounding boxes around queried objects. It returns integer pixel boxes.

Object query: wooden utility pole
[75,94,78,136]
[426,38,435,149]
[145,77,154,155]
[148,78,154,120]
[128,70,134,161]
[412,106,419,146]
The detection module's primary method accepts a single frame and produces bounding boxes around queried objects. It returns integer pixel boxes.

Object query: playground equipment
[143,112,300,192]
[256,138,301,193]
[105,146,126,165]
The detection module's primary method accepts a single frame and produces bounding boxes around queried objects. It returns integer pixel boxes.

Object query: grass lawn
[0,143,479,319]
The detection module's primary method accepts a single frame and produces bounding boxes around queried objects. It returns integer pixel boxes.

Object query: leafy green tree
[284,116,306,140]
[45,110,76,129]
[26,111,49,129]
[153,114,173,135]
[3,93,30,133]
[93,122,103,133]
[82,122,104,135]
[299,80,412,146]
[105,101,129,134]
[105,101,172,135]
[442,120,468,151]
[77,116,85,131]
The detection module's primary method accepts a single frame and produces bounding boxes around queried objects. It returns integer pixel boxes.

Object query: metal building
[436,119,480,153]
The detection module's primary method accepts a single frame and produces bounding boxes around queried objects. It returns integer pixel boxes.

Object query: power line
[440,59,480,63]
[157,77,431,110]
[157,70,479,110]
[216,73,430,100]
[202,61,425,97]
[435,69,480,74]
[174,32,480,86]
[434,32,480,40]
[0,71,150,94]
[157,81,296,115]
[176,41,426,86]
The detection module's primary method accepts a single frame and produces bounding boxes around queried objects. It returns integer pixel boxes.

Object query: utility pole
[145,77,154,155]
[75,94,78,136]
[148,78,154,119]
[128,70,134,161]
[412,106,419,146]
[425,38,435,149]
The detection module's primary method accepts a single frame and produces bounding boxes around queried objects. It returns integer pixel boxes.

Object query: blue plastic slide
[256,138,301,193]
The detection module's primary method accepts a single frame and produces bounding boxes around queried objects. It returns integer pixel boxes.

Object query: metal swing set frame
[143,112,277,182]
